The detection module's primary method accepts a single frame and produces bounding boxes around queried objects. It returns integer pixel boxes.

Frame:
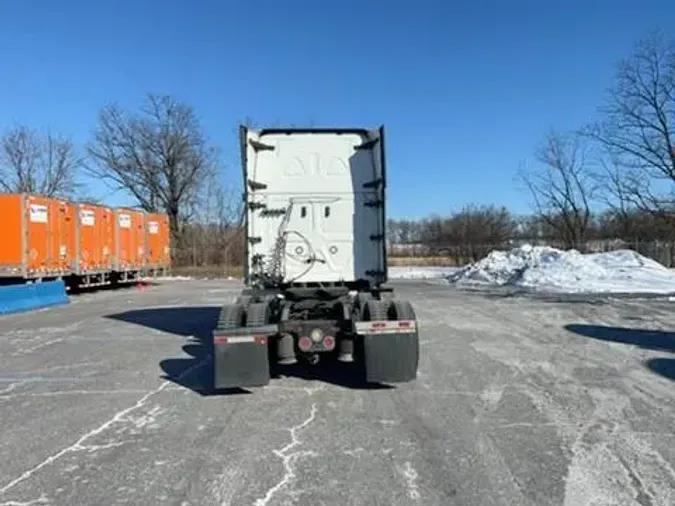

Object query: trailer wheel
[392,300,416,321]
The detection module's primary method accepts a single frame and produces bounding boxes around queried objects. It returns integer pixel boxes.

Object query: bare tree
[590,149,639,238]
[440,204,516,261]
[518,130,595,249]
[585,30,675,215]
[0,124,79,197]
[168,167,243,267]
[84,93,219,243]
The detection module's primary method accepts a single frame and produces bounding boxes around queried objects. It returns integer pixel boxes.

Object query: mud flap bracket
[213,324,276,389]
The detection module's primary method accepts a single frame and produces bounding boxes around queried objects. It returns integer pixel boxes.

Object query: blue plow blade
[0,280,70,316]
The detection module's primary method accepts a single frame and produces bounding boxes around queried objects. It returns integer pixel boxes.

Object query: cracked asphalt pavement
[1,279,675,505]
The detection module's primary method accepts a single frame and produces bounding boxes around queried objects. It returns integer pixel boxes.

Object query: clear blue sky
[0,0,672,220]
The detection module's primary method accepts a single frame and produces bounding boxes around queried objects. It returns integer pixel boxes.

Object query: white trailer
[212,126,419,389]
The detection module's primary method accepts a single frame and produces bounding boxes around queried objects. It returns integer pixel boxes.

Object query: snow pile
[388,266,461,280]
[447,244,675,294]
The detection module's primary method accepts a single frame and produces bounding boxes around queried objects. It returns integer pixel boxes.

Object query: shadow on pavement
[645,358,675,382]
[106,306,393,395]
[565,323,675,382]
[270,354,394,391]
[564,324,675,353]
[106,306,243,396]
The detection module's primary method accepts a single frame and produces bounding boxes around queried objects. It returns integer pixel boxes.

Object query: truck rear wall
[114,208,146,270]
[0,193,76,278]
[77,203,115,274]
[241,126,388,285]
[145,212,171,268]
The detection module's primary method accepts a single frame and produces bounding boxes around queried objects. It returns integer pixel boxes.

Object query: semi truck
[212,125,419,389]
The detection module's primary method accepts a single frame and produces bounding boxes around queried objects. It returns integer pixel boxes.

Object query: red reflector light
[323,336,335,350]
[214,336,227,344]
[372,322,386,329]
[398,321,411,328]
[254,336,267,344]
[298,336,313,351]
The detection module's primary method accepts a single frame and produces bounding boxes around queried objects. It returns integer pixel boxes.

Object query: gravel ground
[1,279,674,506]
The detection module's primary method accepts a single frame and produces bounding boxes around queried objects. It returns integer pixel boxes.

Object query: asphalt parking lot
[1,278,674,506]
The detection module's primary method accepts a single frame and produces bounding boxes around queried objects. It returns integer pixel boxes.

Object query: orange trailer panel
[0,193,24,276]
[25,195,50,274]
[0,193,75,278]
[145,213,171,267]
[100,206,115,269]
[48,197,76,274]
[114,208,146,270]
[76,203,115,274]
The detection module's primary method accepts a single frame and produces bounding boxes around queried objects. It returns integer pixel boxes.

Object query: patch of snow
[448,244,675,294]
[388,266,460,279]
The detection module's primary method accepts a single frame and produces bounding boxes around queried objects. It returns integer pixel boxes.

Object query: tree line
[387,204,675,265]
[0,30,672,270]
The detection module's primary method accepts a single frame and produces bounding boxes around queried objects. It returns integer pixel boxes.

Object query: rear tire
[245,302,271,327]
[354,292,373,320]
[217,304,245,330]
[245,302,277,365]
[361,299,391,322]
[213,302,272,390]
[391,299,416,320]
[360,299,419,384]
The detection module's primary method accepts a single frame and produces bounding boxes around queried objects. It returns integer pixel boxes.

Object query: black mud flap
[356,321,419,384]
[213,324,276,389]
